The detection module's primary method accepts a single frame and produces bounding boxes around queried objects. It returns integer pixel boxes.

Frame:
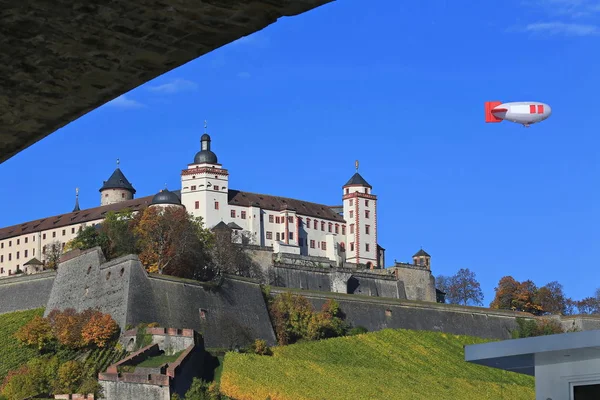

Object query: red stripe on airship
[491,108,507,113]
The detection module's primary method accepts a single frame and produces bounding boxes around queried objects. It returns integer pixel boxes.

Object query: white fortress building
[0,131,385,277]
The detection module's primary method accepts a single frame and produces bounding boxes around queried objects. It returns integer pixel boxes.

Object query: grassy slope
[0,308,45,380]
[221,329,535,400]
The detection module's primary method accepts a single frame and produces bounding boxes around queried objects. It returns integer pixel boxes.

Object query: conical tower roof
[343,172,372,188]
[99,168,136,194]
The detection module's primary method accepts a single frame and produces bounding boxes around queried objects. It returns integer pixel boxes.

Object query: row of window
[0,226,80,250]
[190,185,223,191]
[0,241,67,264]
[262,231,371,252]
[1,235,35,248]
[348,199,371,207]
[345,187,371,194]
[0,248,36,263]
[231,210,247,219]
[103,192,128,198]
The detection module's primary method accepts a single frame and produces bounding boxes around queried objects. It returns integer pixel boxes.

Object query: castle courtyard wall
[101,380,170,400]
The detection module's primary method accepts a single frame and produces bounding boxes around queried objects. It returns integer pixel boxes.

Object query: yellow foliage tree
[14,315,54,351]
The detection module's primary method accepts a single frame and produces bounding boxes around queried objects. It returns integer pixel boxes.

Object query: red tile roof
[0,189,346,241]
[228,190,345,223]
[0,196,153,241]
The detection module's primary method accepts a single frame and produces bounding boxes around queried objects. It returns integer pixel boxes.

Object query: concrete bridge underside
[0,0,332,164]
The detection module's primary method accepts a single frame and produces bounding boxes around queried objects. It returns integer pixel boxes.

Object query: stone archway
[347,276,360,294]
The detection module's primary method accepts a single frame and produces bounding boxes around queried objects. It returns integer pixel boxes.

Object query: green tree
[101,209,137,259]
[64,226,109,255]
[53,360,83,394]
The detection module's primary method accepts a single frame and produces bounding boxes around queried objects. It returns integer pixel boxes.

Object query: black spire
[73,188,81,212]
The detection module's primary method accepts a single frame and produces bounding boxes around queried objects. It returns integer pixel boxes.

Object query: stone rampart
[270,287,534,340]
[0,270,55,314]
[43,248,132,326]
[269,263,407,300]
[41,247,276,348]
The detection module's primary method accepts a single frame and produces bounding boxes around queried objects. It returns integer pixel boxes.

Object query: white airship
[485,101,552,127]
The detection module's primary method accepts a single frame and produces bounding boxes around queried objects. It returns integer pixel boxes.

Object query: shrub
[250,339,272,356]
[347,326,369,336]
[268,293,348,345]
[511,317,564,339]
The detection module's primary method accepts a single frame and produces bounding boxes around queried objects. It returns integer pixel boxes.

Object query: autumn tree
[489,276,520,310]
[43,240,63,270]
[268,292,347,345]
[490,276,573,315]
[535,281,569,315]
[512,279,542,315]
[82,311,120,348]
[210,227,264,281]
[134,206,212,278]
[14,315,54,351]
[577,288,600,314]
[438,268,484,306]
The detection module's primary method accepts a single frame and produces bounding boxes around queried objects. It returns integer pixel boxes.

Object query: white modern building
[465,329,600,400]
[0,130,385,277]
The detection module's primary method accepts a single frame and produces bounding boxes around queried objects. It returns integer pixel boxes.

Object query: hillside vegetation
[0,308,44,380]
[221,329,535,400]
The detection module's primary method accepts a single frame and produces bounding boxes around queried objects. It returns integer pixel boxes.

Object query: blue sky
[2,0,599,304]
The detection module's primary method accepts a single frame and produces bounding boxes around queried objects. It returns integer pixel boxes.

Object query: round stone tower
[99,160,136,206]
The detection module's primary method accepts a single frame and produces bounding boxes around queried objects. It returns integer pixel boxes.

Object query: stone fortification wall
[248,247,426,301]
[270,264,332,292]
[44,247,276,349]
[44,248,133,327]
[269,263,406,300]
[270,287,533,340]
[0,270,55,314]
[392,264,437,302]
[550,315,600,332]
[127,272,277,349]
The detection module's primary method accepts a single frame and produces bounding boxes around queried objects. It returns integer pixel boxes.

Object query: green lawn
[136,350,184,368]
[220,329,535,400]
[0,308,45,381]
